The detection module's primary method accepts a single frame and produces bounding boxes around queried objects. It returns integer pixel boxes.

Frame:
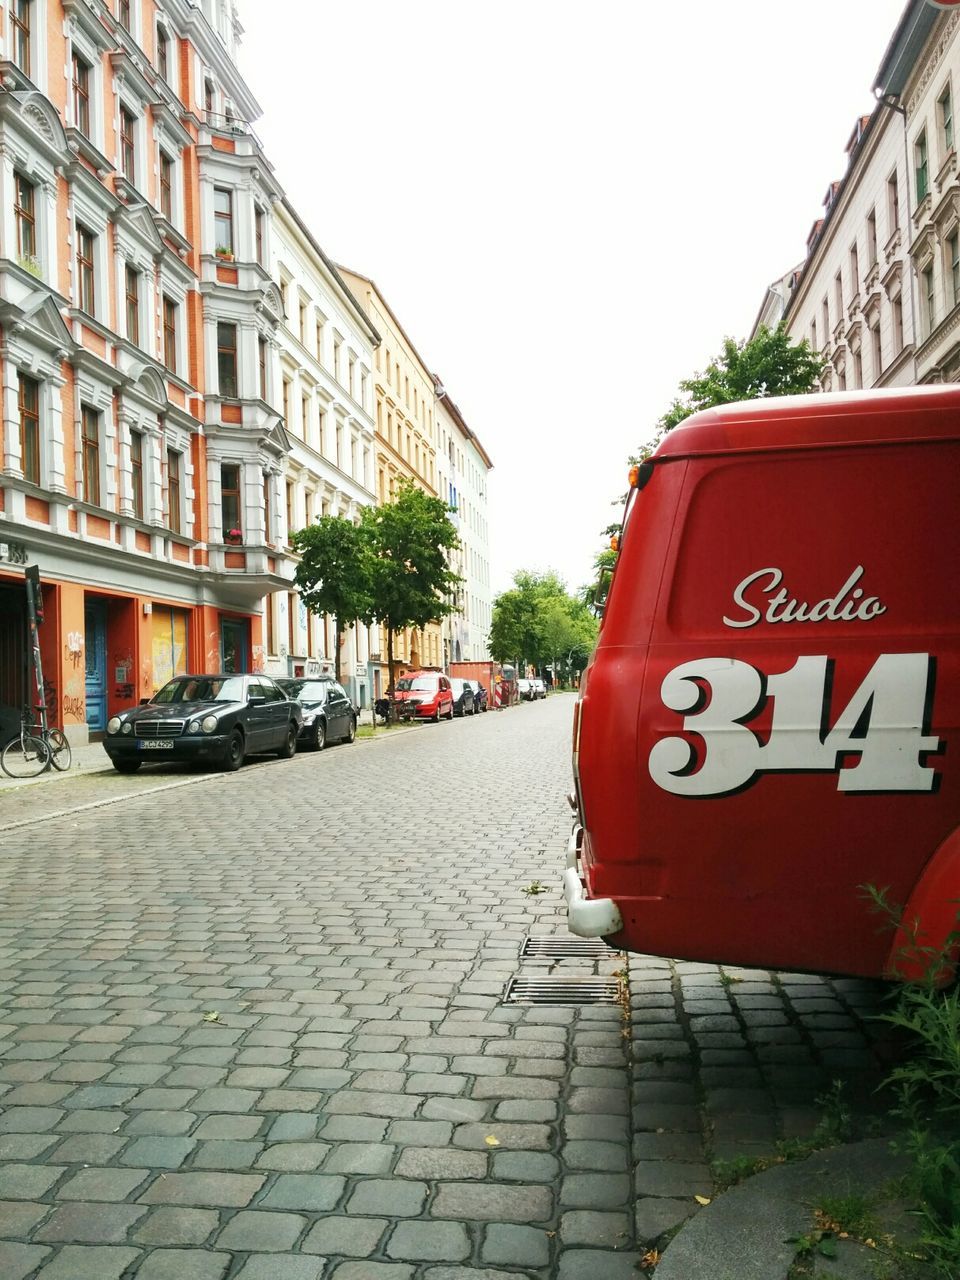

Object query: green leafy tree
[490,570,598,685]
[291,515,374,685]
[363,477,462,714]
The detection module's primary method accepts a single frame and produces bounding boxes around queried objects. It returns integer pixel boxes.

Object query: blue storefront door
[84,601,107,734]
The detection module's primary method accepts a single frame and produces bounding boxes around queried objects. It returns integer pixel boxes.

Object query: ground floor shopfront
[0,564,268,747]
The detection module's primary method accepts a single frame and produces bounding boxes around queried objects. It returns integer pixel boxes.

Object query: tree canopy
[291,516,373,684]
[490,570,597,684]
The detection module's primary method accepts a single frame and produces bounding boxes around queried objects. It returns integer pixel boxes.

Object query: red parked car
[394,672,454,722]
[566,386,960,983]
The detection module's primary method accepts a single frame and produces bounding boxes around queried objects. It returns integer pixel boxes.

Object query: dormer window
[11,0,31,77]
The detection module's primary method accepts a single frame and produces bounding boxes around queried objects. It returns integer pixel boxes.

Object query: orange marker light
[628,464,641,488]
[610,535,619,552]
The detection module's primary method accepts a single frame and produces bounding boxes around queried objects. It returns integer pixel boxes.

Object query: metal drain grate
[520,935,614,960]
[503,975,622,1005]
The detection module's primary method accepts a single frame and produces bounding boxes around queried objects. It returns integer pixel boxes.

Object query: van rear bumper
[563,826,623,938]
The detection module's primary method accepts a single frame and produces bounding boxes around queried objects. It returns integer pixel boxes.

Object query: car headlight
[121,721,133,735]
[301,711,316,725]
[107,716,122,735]
[201,715,218,734]
[188,720,202,734]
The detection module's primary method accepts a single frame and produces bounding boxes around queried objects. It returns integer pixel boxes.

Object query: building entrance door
[84,600,107,734]
[219,618,249,673]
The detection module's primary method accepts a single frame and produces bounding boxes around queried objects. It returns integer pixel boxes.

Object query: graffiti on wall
[65,631,83,670]
[252,644,265,673]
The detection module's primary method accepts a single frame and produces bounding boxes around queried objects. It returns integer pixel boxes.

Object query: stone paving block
[322,1142,395,1174]
[133,1206,220,1245]
[36,1201,148,1242]
[191,1087,262,1112]
[234,1258,325,1280]
[259,1174,345,1211]
[193,1139,265,1169]
[634,1194,699,1240]
[301,1215,387,1256]
[420,1097,487,1122]
[470,1076,559,1100]
[216,1209,307,1251]
[432,1182,552,1223]
[564,1139,629,1171]
[324,1090,419,1118]
[257,1089,324,1111]
[131,1250,231,1280]
[481,1222,551,1267]
[0,1106,64,1132]
[386,1220,471,1261]
[266,1113,319,1141]
[347,1177,428,1217]
[330,1265,413,1280]
[123,1110,197,1136]
[36,1246,145,1280]
[120,1136,195,1168]
[0,1163,65,1199]
[0,1133,58,1159]
[492,1151,560,1183]
[559,1173,631,1208]
[138,1171,265,1206]
[423,1269,532,1280]
[0,1199,52,1235]
[387,1120,453,1146]
[395,1147,487,1180]
[452,1122,551,1151]
[0,1242,52,1280]
[633,1159,713,1198]
[560,1208,632,1247]
[57,1165,150,1200]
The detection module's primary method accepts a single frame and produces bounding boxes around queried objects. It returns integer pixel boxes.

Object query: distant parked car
[517,678,534,701]
[450,678,476,717]
[276,677,357,750]
[394,672,454,721]
[466,680,488,713]
[531,677,547,699]
[103,673,302,773]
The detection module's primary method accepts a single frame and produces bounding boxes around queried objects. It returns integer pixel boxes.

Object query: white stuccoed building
[263,199,379,708]
[434,380,493,665]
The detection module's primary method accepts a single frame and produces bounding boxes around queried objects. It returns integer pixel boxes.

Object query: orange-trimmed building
[0,0,294,744]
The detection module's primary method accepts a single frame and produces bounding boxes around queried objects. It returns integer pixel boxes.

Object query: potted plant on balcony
[224,527,243,545]
[215,245,235,263]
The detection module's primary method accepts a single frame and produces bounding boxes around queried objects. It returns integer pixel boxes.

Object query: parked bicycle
[1,707,72,778]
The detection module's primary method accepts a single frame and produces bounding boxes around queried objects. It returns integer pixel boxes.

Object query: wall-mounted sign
[355,664,367,679]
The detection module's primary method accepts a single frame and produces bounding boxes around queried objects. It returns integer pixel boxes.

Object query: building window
[333,335,342,382]
[940,85,954,156]
[916,132,929,203]
[156,24,169,81]
[301,394,310,438]
[214,187,233,255]
[821,297,829,345]
[119,106,136,183]
[124,265,139,344]
[282,379,291,424]
[81,405,100,506]
[315,316,324,359]
[809,318,817,350]
[892,294,904,352]
[888,172,900,235]
[221,463,241,537]
[167,449,181,534]
[11,0,30,76]
[130,429,143,518]
[922,265,935,333]
[217,322,238,397]
[263,473,272,543]
[76,224,96,314]
[834,271,843,319]
[285,481,294,538]
[204,78,215,117]
[162,295,178,373]
[255,207,264,264]
[265,594,275,653]
[159,151,173,221]
[72,52,90,135]
[15,173,36,260]
[950,231,960,308]
[866,208,877,266]
[336,420,343,469]
[117,0,130,30]
[852,347,862,390]
[18,373,39,486]
[872,322,882,380]
[849,243,859,296]
[258,336,267,399]
[288,591,296,655]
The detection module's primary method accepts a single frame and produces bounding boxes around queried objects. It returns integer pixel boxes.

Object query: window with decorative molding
[130,429,143,519]
[11,0,31,77]
[915,132,929,203]
[887,172,900,235]
[866,208,877,267]
[940,84,954,158]
[120,107,136,183]
[157,23,170,82]
[125,265,139,345]
[214,188,233,256]
[221,463,241,537]
[15,173,36,263]
[159,151,173,221]
[167,449,181,534]
[81,405,100,506]
[72,51,90,135]
[162,296,178,373]
[217,322,238,397]
[949,231,960,308]
[76,224,96,314]
[18,373,40,485]
[922,264,935,335]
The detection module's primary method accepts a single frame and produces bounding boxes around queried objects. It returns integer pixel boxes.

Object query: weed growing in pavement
[521,881,547,896]
[863,884,960,1280]
[710,1079,857,1190]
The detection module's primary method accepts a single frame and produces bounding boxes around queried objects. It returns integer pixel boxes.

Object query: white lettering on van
[648,653,940,797]
[723,566,887,629]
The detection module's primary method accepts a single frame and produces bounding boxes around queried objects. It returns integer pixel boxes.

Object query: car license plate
[137,740,173,750]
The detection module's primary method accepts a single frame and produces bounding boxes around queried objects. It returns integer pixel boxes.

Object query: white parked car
[531,677,547,699]
[517,678,534,701]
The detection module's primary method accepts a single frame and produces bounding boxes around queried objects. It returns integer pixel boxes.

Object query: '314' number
[648,654,940,797]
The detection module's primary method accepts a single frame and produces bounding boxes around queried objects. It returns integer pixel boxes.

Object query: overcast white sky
[239,0,908,595]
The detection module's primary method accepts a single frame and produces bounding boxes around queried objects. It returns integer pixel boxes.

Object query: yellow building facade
[337,269,442,683]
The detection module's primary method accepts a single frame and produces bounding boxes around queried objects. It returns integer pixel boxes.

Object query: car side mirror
[247,695,266,707]
[139,698,150,706]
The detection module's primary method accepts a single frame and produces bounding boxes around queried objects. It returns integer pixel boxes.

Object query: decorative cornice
[907,12,960,119]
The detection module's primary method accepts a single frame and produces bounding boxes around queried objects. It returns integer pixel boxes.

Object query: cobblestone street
[0,695,892,1280]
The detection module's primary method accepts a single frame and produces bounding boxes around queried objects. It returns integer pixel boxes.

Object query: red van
[566,386,960,981]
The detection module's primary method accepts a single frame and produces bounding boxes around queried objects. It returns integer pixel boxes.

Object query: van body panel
[574,387,960,979]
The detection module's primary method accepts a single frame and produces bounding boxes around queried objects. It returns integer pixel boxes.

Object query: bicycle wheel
[47,730,72,772]
[1,734,51,778]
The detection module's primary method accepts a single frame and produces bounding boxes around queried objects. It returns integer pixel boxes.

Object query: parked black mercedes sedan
[275,677,357,750]
[103,673,302,774]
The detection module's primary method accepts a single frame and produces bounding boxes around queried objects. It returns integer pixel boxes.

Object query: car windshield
[397,677,436,691]
[279,681,329,701]
[450,680,466,695]
[154,676,246,704]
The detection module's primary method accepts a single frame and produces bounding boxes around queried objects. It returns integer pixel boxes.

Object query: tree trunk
[387,627,397,723]
[334,617,343,685]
